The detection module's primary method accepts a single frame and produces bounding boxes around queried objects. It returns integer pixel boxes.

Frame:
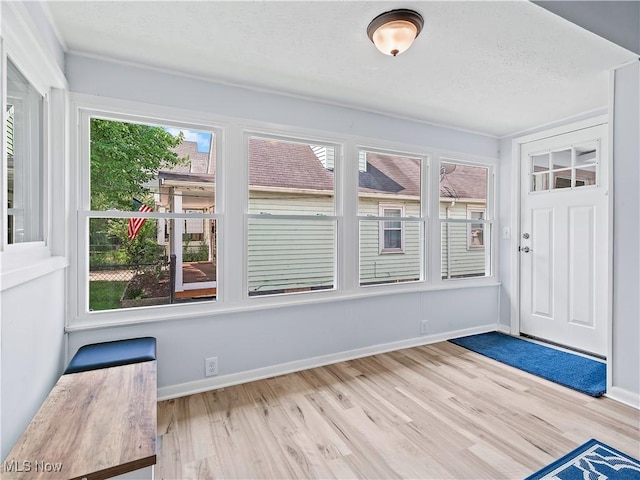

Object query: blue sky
[164,127,212,153]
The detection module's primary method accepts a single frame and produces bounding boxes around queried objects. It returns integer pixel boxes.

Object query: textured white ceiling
[46,1,635,137]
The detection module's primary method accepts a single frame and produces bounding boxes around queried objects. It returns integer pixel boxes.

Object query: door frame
[509,114,612,387]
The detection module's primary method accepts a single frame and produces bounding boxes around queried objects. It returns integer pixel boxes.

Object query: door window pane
[552,169,573,189]
[551,149,572,169]
[575,164,597,187]
[575,144,597,167]
[531,153,550,173]
[531,172,549,192]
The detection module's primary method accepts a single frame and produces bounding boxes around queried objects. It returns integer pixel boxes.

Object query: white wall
[68,286,499,399]
[66,54,498,158]
[0,2,68,460]
[1,270,66,459]
[65,54,501,398]
[611,61,640,399]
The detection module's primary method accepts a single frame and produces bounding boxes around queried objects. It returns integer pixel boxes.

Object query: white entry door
[520,124,608,357]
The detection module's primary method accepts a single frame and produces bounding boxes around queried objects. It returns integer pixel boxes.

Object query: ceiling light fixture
[367,9,424,57]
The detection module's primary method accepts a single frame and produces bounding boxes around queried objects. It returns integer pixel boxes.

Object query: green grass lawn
[89,281,127,311]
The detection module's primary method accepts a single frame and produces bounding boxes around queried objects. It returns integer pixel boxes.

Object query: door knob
[522,246,531,253]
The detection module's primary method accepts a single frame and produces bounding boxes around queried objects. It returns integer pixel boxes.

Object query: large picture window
[247,135,337,296]
[83,115,219,312]
[5,59,43,245]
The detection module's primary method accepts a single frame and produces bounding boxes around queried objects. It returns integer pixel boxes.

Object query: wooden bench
[3,350,157,479]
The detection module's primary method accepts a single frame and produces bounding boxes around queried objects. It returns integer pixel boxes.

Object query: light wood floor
[156,341,640,479]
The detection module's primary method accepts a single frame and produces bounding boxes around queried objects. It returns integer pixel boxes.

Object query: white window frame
[378,204,405,253]
[245,132,340,299]
[466,205,486,250]
[436,157,495,282]
[69,97,225,327]
[1,16,67,292]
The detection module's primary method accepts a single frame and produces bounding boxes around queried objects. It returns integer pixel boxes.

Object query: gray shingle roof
[165,138,487,200]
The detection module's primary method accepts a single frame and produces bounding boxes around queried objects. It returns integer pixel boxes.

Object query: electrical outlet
[420,320,429,334]
[205,356,218,377]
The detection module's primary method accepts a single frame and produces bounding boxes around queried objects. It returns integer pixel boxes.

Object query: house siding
[359,198,421,285]
[248,192,335,294]
[248,192,487,290]
[440,201,487,278]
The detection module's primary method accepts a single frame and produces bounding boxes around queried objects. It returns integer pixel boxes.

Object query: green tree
[90,118,186,210]
[90,119,187,266]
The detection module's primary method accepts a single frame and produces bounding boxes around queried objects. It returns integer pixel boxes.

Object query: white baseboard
[496,324,511,334]
[158,323,499,401]
[606,386,640,409]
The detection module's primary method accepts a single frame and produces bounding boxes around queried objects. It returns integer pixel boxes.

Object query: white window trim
[466,205,486,250]
[378,204,405,254]
[71,102,225,324]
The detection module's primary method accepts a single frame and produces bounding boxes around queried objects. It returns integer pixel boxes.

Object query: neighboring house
[158,138,487,295]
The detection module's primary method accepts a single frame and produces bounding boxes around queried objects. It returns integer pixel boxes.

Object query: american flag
[128,198,152,239]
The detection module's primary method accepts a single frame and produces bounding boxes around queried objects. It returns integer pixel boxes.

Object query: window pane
[358,151,421,215]
[6,60,43,244]
[88,119,216,312]
[575,164,597,187]
[551,149,572,170]
[531,153,550,173]
[575,144,597,167]
[90,118,215,212]
[552,169,572,189]
[531,172,549,192]
[442,222,489,279]
[384,229,402,249]
[360,219,421,286]
[248,217,335,296]
[440,162,487,218]
[248,137,334,215]
[89,217,216,311]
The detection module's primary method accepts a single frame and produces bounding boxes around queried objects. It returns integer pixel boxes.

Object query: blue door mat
[449,332,606,397]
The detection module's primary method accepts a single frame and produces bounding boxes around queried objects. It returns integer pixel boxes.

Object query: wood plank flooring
[156,342,640,479]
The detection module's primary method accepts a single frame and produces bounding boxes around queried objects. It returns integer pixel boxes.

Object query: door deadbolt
[522,233,530,239]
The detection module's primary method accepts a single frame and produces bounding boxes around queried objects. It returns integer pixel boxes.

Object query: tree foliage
[89,118,187,266]
[90,119,186,210]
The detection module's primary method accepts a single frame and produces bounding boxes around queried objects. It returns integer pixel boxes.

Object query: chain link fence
[89,263,166,282]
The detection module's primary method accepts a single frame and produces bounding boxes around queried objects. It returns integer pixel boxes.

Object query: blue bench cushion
[64,337,156,374]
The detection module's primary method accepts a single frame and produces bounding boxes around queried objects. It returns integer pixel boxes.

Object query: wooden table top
[2,361,157,480]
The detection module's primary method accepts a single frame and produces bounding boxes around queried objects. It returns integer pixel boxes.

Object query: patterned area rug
[525,439,640,479]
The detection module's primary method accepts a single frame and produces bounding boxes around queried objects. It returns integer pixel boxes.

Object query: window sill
[1,248,68,291]
[379,249,405,254]
[66,278,501,332]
